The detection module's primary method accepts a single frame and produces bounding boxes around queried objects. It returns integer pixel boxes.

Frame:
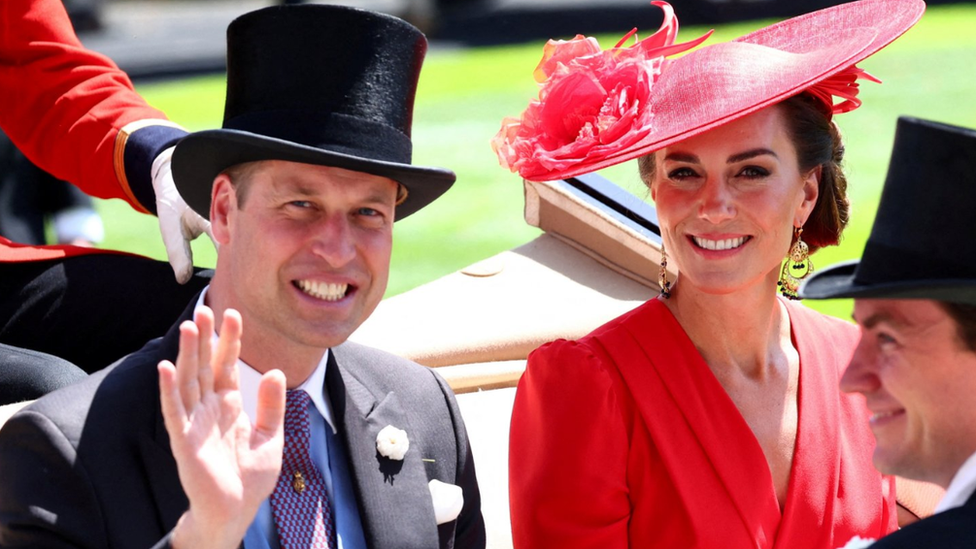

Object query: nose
[309,213,356,267]
[697,177,735,224]
[840,338,881,395]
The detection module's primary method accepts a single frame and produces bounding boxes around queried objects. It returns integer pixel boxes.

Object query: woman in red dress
[494,1,930,547]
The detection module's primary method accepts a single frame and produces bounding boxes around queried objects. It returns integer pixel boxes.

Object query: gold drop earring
[778,227,813,300]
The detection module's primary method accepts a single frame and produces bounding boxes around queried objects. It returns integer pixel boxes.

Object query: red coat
[0,0,186,261]
[509,298,896,549]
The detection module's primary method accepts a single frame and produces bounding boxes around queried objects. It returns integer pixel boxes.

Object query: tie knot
[285,389,311,431]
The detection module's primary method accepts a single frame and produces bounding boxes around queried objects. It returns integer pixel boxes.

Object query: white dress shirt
[934,451,976,514]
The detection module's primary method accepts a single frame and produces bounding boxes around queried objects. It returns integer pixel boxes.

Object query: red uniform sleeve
[509,339,631,549]
[0,0,185,214]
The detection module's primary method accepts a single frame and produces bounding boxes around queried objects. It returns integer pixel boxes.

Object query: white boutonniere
[428,479,464,525]
[838,536,875,549]
[376,425,409,460]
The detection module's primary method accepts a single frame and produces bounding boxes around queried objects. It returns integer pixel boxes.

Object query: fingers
[158,196,195,284]
[158,360,187,436]
[213,309,243,393]
[253,369,286,439]
[175,318,202,411]
[195,309,215,398]
[183,206,215,246]
[171,306,219,414]
[160,306,245,437]
[152,146,195,285]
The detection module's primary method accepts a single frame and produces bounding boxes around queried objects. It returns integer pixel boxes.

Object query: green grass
[97,3,976,320]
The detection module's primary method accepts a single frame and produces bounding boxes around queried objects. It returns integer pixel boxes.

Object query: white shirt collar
[935,451,976,513]
[195,287,337,434]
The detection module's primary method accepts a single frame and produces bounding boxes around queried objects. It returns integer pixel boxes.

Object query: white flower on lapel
[837,536,875,549]
[376,425,409,460]
[428,479,464,525]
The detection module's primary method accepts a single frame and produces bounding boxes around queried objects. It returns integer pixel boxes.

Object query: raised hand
[158,306,286,549]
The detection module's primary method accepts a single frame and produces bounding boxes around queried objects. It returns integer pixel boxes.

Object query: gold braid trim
[113,119,185,214]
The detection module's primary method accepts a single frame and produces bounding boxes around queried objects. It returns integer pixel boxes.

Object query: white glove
[152,146,215,284]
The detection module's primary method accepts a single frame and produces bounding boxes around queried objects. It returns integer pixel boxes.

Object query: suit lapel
[327,348,440,549]
[140,301,196,535]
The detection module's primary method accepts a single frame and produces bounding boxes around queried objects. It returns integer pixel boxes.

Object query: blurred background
[20,0,976,320]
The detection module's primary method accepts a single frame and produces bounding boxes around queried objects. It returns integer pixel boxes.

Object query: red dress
[509,298,896,549]
[0,0,185,261]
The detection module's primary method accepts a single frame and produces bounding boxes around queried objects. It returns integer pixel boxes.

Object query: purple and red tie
[270,389,337,549]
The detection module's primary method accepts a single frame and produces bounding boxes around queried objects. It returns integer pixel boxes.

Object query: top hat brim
[172,129,456,221]
[801,260,976,305]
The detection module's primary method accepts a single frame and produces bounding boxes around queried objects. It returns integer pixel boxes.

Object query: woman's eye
[667,167,699,180]
[738,166,770,179]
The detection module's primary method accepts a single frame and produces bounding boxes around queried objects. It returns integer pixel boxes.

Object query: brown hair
[637,92,850,253]
[221,161,264,208]
[941,302,976,354]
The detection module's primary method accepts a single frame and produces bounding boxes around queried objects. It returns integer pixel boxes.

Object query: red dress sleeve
[509,339,632,549]
[0,0,185,214]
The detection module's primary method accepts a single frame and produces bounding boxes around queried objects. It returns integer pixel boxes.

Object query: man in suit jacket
[0,5,486,548]
[802,117,976,548]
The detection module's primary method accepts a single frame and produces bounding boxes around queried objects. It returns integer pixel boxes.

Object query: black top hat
[172,5,455,221]
[801,117,976,304]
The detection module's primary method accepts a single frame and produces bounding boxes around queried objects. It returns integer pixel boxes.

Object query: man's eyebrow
[854,311,907,330]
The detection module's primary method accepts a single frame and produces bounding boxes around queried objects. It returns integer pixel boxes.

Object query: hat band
[224,110,413,164]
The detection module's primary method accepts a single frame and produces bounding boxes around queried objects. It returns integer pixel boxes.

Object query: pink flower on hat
[492,1,711,180]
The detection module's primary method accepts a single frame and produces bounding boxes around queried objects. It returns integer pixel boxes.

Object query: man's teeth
[871,410,901,423]
[297,280,348,301]
[692,236,747,251]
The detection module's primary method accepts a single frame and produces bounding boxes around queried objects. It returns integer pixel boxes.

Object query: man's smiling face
[211,160,398,359]
[843,298,976,487]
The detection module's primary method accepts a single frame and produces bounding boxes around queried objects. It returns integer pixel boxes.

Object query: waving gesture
[158,306,286,549]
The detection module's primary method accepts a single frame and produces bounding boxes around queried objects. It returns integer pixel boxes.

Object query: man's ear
[210,174,236,246]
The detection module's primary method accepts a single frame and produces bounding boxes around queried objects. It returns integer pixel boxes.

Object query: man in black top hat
[0,5,485,549]
[802,117,976,547]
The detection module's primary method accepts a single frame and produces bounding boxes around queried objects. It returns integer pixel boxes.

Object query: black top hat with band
[172,5,455,221]
[801,117,976,305]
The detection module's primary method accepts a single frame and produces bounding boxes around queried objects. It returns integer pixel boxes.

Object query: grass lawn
[97,2,976,321]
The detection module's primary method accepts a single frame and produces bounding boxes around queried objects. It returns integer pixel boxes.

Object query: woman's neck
[662,273,794,381]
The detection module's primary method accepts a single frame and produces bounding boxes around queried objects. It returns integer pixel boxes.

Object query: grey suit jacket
[0,298,486,549]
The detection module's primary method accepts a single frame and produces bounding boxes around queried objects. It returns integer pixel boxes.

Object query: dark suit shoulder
[0,330,185,548]
[871,502,976,548]
[18,335,167,438]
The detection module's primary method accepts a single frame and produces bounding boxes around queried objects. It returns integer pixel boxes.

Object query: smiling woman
[498,1,930,548]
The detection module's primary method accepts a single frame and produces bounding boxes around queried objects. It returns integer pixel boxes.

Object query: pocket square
[428,479,464,525]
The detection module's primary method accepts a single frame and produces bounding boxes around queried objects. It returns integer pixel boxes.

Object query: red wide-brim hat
[494,0,925,181]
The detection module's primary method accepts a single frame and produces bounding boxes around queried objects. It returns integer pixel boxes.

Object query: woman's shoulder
[533,299,672,360]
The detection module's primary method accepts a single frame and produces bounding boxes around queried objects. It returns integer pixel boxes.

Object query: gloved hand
[152,146,215,284]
